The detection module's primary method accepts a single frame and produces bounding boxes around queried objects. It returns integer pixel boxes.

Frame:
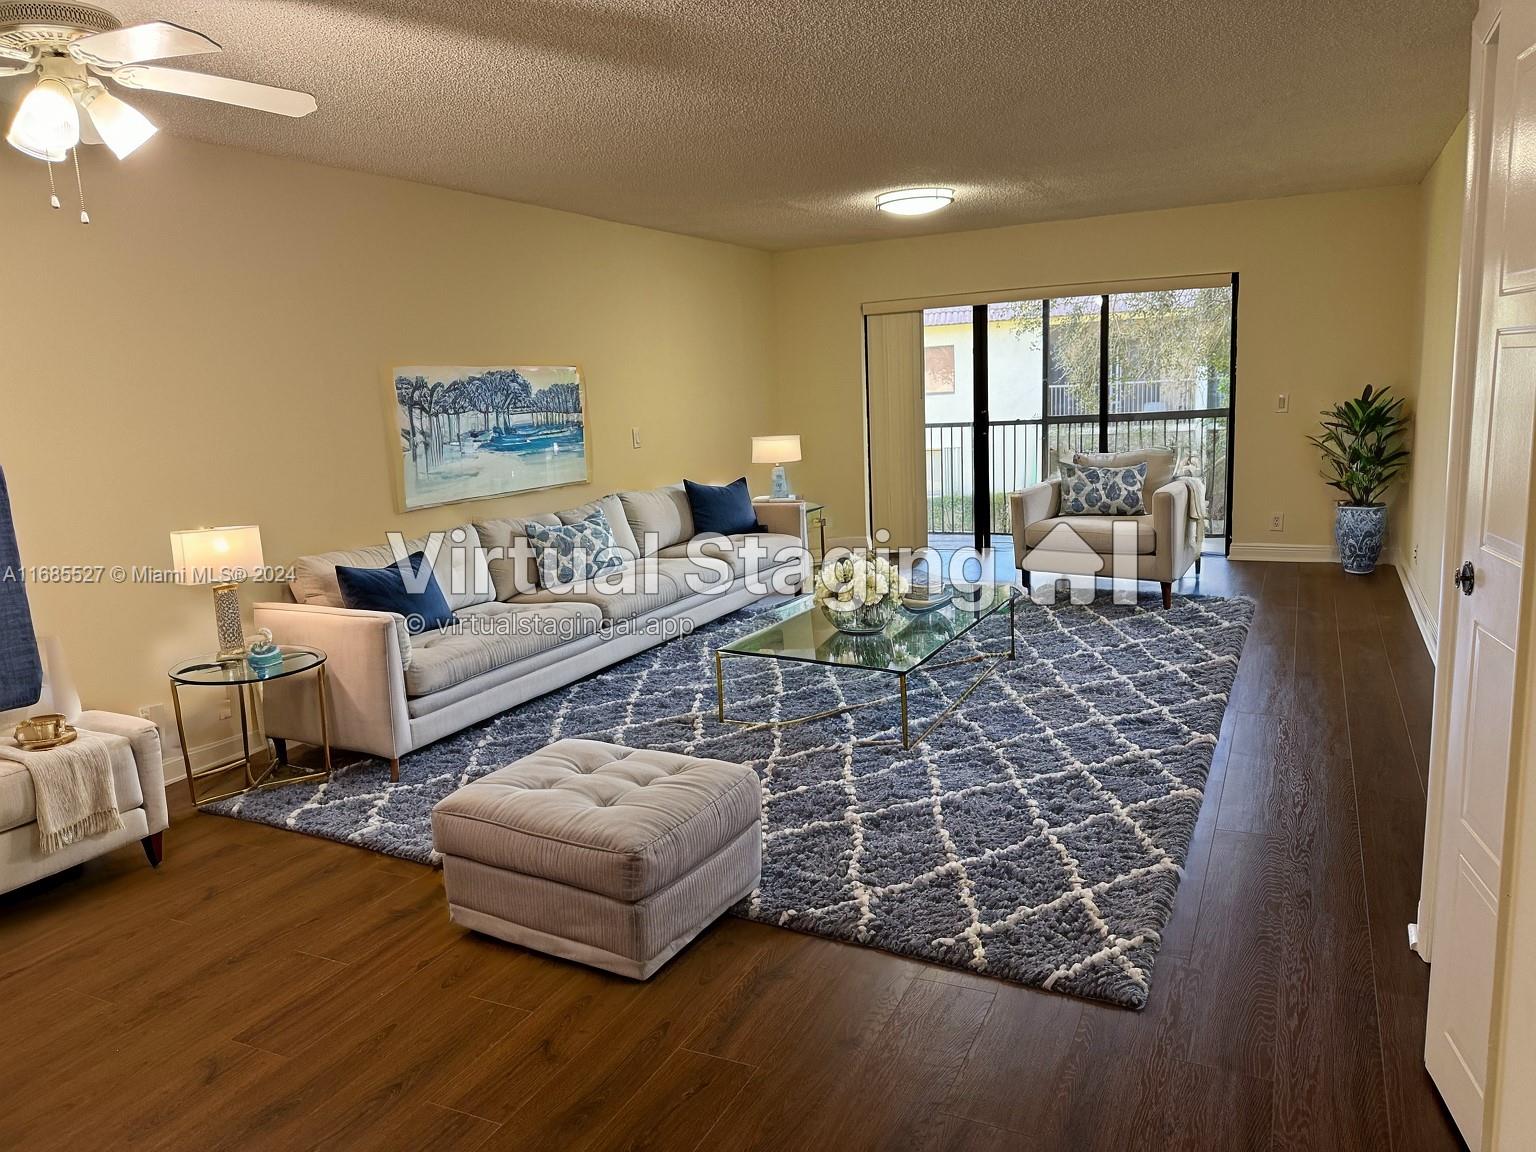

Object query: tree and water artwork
[391,365,588,510]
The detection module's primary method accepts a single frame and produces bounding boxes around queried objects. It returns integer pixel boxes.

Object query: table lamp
[752,434,802,500]
[170,525,264,663]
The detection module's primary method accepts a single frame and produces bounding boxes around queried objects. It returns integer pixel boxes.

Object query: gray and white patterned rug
[205,592,1252,1008]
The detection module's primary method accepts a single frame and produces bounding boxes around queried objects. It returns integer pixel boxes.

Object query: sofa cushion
[556,494,641,558]
[1059,460,1149,516]
[683,477,763,536]
[430,738,761,901]
[0,730,142,835]
[503,561,682,621]
[526,511,626,586]
[291,523,493,612]
[336,551,456,634]
[404,601,602,698]
[475,513,562,601]
[1072,447,1178,497]
[617,484,694,553]
[1023,514,1156,555]
[655,532,804,586]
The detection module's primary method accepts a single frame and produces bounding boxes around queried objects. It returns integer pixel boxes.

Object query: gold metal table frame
[714,592,1017,750]
[169,648,333,805]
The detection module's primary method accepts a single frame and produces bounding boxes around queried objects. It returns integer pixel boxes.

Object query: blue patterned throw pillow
[1059,460,1149,515]
[526,510,625,586]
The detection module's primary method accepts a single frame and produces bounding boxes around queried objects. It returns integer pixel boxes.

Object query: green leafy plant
[1307,384,1410,506]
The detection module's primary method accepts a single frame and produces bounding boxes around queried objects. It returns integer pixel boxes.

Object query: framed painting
[389,365,589,511]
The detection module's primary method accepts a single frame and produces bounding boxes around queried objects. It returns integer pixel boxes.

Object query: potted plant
[1307,384,1410,574]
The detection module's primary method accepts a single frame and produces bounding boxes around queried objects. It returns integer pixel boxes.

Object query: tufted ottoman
[430,738,761,979]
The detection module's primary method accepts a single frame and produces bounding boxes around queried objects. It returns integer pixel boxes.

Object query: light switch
[631,427,641,449]
[1275,393,1289,413]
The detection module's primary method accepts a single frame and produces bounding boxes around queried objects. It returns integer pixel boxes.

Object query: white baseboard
[1227,542,1339,563]
[1393,549,1439,662]
[160,733,247,785]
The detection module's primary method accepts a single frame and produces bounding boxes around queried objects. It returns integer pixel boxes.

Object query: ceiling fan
[0,1,316,168]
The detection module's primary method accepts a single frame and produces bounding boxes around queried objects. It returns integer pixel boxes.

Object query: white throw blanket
[0,732,121,854]
[1176,475,1209,549]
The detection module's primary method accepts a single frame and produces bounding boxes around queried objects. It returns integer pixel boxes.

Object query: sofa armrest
[1151,480,1196,582]
[1009,480,1061,560]
[75,710,167,834]
[253,602,412,761]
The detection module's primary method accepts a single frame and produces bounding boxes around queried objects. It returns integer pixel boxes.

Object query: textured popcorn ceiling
[6,0,1477,249]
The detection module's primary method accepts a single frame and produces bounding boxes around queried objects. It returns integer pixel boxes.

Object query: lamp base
[212,582,246,663]
[770,465,793,501]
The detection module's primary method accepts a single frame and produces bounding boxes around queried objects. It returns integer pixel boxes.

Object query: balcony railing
[925,411,1229,538]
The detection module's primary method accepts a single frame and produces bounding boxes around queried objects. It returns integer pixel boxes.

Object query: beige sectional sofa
[255,484,807,773]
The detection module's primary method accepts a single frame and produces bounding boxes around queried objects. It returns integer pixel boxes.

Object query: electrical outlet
[1412,544,1419,562]
[1275,393,1289,413]
[1269,513,1284,532]
[631,427,641,449]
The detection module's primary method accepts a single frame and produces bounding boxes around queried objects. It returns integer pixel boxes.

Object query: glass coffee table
[714,584,1017,749]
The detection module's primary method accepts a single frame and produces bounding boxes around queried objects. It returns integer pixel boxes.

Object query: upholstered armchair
[1008,447,1205,609]
[0,467,167,895]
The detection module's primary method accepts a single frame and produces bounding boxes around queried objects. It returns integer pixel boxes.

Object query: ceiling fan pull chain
[71,147,89,224]
[46,159,59,210]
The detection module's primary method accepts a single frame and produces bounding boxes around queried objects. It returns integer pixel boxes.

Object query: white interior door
[1424,2,1536,1146]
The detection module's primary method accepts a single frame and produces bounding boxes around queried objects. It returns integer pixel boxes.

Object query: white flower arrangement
[814,551,908,632]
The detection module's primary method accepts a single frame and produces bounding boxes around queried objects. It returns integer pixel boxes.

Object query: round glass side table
[168,646,332,804]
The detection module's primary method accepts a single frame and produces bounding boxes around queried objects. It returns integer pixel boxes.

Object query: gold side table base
[171,662,332,806]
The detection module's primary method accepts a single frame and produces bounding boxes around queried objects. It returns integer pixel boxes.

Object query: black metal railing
[925,411,1229,538]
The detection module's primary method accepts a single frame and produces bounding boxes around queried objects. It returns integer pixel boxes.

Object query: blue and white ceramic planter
[1335,503,1387,574]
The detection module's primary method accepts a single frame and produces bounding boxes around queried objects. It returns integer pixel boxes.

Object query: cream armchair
[1008,448,1204,608]
[0,639,168,896]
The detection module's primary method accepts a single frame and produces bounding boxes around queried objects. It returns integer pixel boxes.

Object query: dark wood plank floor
[0,560,1466,1151]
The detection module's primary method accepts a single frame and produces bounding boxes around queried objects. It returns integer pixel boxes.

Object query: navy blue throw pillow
[684,477,764,536]
[335,551,455,634]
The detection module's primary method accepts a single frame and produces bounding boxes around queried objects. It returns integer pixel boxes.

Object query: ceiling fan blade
[69,21,220,69]
[0,44,32,62]
[110,66,316,117]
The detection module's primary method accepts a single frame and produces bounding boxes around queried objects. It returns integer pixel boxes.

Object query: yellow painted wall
[1397,120,1469,644]
[0,135,774,751]
[768,187,1422,550]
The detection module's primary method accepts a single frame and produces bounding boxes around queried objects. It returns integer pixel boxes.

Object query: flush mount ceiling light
[875,187,955,216]
[0,2,318,219]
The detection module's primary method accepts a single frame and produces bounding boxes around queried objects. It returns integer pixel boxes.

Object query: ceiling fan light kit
[0,2,317,219]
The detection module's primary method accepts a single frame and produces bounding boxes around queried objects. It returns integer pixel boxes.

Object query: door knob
[1453,561,1475,596]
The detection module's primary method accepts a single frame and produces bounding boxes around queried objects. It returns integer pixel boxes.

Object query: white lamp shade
[82,86,157,159]
[752,434,802,465]
[6,78,79,162]
[170,526,264,584]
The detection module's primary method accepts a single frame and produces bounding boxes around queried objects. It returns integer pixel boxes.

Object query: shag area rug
[205,592,1252,1008]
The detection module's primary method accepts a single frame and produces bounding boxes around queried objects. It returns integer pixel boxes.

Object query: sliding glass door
[922,278,1236,554]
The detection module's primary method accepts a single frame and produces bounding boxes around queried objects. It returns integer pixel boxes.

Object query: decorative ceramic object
[814,552,907,634]
[1335,503,1388,575]
[1307,384,1410,575]
[246,627,284,675]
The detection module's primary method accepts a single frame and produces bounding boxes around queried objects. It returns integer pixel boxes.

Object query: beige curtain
[865,311,926,551]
